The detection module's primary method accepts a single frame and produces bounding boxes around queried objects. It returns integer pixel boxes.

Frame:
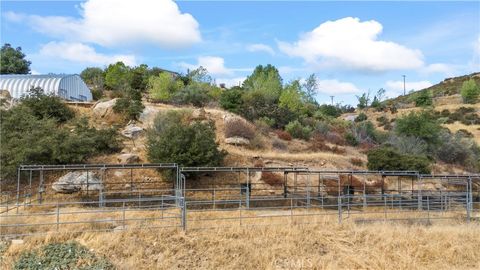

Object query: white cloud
[179,56,233,76]
[18,0,201,48]
[39,42,137,66]
[385,80,432,98]
[422,63,455,75]
[278,17,424,72]
[3,11,26,23]
[216,77,246,88]
[316,79,361,95]
[247,43,275,55]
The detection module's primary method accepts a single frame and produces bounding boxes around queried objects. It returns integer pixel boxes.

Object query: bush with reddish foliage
[311,134,346,154]
[275,130,292,141]
[324,131,346,145]
[225,118,255,140]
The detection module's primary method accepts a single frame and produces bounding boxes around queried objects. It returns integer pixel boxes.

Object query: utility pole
[402,75,406,96]
[330,96,334,105]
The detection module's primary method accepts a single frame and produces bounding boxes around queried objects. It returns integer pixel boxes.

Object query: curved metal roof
[0,74,92,101]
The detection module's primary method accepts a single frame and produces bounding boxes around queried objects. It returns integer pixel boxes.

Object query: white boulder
[52,171,103,193]
[93,99,117,117]
[121,124,143,139]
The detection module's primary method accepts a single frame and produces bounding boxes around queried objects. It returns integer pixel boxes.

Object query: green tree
[104,62,131,90]
[80,67,104,88]
[242,64,283,101]
[302,73,318,103]
[147,111,225,167]
[279,80,304,113]
[220,88,244,113]
[356,92,370,109]
[113,87,144,120]
[0,43,31,74]
[461,79,480,104]
[130,64,149,91]
[187,66,212,84]
[148,72,183,102]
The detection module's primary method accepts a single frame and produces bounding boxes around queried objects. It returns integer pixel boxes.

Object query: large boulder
[121,124,143,139]
[93,99,117,118]
[52,171,103,193]
[225,136,250,146]
[117,153,140,164]
[0,90,14,110]
[138,106,160,127]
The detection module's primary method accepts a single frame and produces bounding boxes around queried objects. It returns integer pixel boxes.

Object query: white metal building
[0,74,92,101]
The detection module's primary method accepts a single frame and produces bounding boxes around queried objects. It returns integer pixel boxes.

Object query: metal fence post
[123,201,126,230]
[338,196,342,224]
[246,168,250,209]
[384,195,387,222]
[418,175,423,211]
[181,197,187,231]
[56,203,60,231]
[467,177,472,223]
[16,168,20,213]
[427,196,430,223]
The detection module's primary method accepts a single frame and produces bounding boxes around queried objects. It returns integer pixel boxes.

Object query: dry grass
[2,209,480,270]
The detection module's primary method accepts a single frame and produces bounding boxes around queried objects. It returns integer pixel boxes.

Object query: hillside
[389,72,480,105]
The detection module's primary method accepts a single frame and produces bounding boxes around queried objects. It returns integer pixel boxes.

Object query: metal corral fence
[1,164,479,237]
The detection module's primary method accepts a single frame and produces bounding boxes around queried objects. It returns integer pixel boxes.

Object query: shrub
[461,79,480,104]
[314,121,330,135]
[355,112,368,122]
[14,242,113,270]
[345,132,359,146]
[275,130,292,141]
[113,97,144,120]
[20,87,74,123]
[376,116,389,127]
[350,157,364,167]
[254,118,273,135]
[272,138,287,151]
[225,118,256,140]
[325,131,346,145]
[412,90,433,107]
[385,135,428,156]
[436,132,479,170]
[173,84,211,107]
[0,108,121,181]
[367,147,431,174]
[248,133,265,149]
[456,129,474,138]
[147,111,225,167]
[317,104,342,118]
[285,120,312,140]
[219,88,244,113]
[395,111,442,146]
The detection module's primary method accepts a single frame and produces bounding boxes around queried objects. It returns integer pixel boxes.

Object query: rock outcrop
[92,99,117,118]
[121,124,143,139]
[52,171,103,193]
[225,136,250,146]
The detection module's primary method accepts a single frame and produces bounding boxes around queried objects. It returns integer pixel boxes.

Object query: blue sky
[1,0,479,105]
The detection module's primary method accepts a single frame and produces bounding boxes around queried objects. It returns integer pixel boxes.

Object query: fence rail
[1,165,479,237]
